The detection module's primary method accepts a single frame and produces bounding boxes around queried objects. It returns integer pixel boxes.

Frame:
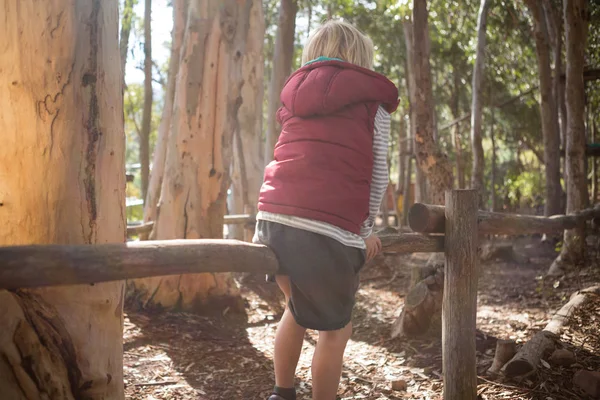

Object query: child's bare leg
[311,323,352,400]
[274,275,306,389]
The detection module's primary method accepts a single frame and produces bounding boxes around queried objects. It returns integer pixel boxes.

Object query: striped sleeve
[360,106,391,238]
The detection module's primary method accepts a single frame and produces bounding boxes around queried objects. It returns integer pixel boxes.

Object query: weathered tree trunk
[264,0,298,165]
[470,0,491,206]
[397,111,407,201]
[119,0,137,84]
[549,0,589,275]
[144,0,187,225]
[451,61,465,189]
[412,0,453,205]
[393,1,454,340]
[593,121,598,203]
[543,0,568,163]
[0,1,126,398]
[403,19,429,204]
[525,0,562,216]
[140,0,153,201]
[230,0,265,240]
[490,107,498,211]
[402,157,414,227]
[129,0,257,311]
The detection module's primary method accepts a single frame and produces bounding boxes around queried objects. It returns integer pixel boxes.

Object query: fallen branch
[502,286,600,378]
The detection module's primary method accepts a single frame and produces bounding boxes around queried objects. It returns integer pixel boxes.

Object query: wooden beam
[408,203,600,235]
[223,213,256,225]
[126,222,154,236]
[443,189,479,400]
[0,232,443,290]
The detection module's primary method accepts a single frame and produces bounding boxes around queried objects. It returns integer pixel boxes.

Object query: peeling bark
[264,0,298,165]
[130,0,257,311]
[412,1,453,205]
[0,1,126,397]
[230,0,265,241]
[144,0,188,225]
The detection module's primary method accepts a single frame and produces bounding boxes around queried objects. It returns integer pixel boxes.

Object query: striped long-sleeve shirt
[255,106,391,250]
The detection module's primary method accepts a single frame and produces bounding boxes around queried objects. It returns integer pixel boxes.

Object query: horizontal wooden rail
[0,232,442,290]
[126,222,154,236]
[223,213,256,225]
[408,203,600,235]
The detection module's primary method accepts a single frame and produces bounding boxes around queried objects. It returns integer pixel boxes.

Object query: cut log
[503,286,600,378]
[408,203,600,235]
[487,339,517,377]
[390,268,444,338]
[0,231,441,290]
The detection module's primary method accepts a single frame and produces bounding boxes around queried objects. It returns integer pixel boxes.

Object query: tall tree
[230,0,265,240]
[412,0,453,205]
[525,0,562,216]
[128,0,257,310]
[144,0,187,224]
[543,0,568,212]
[403,19,429,203]
[0,1,126,397]
[451,60,466,189]
[140,0,153,201]
[264,0,298,165]
[549,0,589,275]
[543,0,568,155]
[470,0,491,206]
[120,0,137,82]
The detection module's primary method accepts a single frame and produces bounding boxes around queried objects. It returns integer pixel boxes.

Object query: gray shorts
[254,220,365,331]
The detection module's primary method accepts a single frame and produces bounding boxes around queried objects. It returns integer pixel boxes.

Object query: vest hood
[279,60,399,119]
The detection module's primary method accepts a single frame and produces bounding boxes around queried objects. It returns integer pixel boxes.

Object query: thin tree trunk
[129,0,257,310]
[593,121,598,203]
[398,110,407,197]
[403,20,430,204]
[0,1,126,397]
[144,0,187,224]
[451,62,465,189]
[470,0,491,206]
[230,0,265,240]
[412,0,453,205]
[525,0,562,216]
[140,0,153,201]
[549,0,589,275]
[264,0,298,165]
[544,0,569,211]
[402,147,414,227]
[490,107,497,212]
[120,0,137,84]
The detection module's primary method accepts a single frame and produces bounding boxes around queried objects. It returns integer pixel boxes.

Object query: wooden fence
[2,190,599,400]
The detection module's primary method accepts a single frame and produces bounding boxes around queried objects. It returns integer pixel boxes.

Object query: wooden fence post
[443,189,479,399]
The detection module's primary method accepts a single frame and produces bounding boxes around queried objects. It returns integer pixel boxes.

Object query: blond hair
[302,20,374,70]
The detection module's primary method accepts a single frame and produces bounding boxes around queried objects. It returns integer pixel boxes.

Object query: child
[254,19,398,400]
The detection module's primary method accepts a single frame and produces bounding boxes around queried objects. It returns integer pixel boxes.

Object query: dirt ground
[123,236,600,399]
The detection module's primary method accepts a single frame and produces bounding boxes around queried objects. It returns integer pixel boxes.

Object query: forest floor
[123,235,600,400]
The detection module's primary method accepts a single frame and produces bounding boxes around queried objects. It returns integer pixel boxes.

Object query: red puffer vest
[258,60,399,235]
